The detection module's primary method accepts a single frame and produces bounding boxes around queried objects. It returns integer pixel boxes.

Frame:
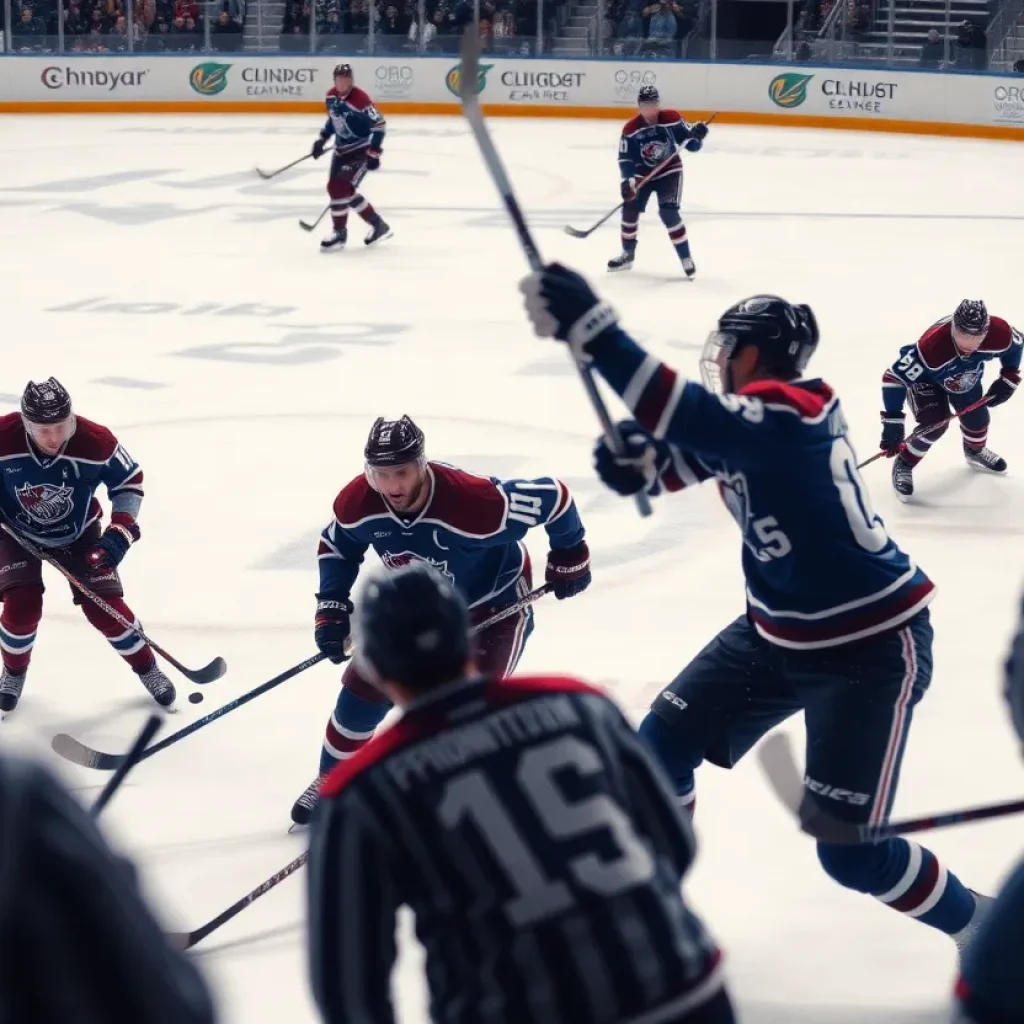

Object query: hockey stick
[300,205,330,232]
[255,152,314,181]
[858,395,992,469]
[0,524,226,685]
[757,732,1024,844]
[90,714,161,816]
[52,653,327,771]
[564,113,718,240]
[457,27,651,520]
[169,850,309,951]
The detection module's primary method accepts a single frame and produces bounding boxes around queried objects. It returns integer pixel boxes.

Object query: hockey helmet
[22,377,72,424]
[355,562,470,692]
[364,414,425,468]
[700,296,819,393]
[638,84,659,105]
[952,299,989,352]
[333,63,353,79]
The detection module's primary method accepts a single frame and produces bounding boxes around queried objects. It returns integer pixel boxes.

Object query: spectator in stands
[147,14,170,46]
[65,1,87,36]
[955,18,987,70]
[646,0,676,53]
[173,0,196,19]
[795,38,811,59]
[134,0,156,33]
[378,2,409,48]
[1015,57,1024,72]
[346,0,369,36]
[110,11,130,47]
[11,6,45,48]
[918,27,944,67]
[407,5,435,46]
[211,8,241,46]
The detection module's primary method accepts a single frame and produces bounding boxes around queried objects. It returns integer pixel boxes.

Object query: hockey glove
[594,421,662,497]
[365,150,381,172]
[86,515,140,570]
[690,121,710,141]
[984,369,1019,408]
[519,263,618,362]
[620,177,637,202]
[545,541,591,601]
[879,411,905,454]
[312,136,328,160]
[314,597,353,664]
[684,139,703,153]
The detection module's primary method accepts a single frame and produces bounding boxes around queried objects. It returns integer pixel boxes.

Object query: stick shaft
[90,714,161,815]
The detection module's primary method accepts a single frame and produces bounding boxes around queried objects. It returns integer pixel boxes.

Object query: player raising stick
[0,379,175,716]
[608,85,709,279]
[310,63,392,253]
[289,414,591,825]
[519,266,991,963]
[307,562,736,1024]
[880,299,1021,501]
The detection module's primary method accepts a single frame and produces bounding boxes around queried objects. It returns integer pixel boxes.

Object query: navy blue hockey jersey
[584,329,934,649]
[317,462,584,611]
[618,110,698,185]
[0,413,143,548]
[321,85,385,157]
[308,673,724,1024]
[882,315,1023,412]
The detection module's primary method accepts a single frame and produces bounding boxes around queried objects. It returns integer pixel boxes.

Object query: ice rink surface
[2,112,1024,1022]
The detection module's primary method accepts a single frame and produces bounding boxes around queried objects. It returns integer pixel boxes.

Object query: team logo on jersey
[943,368,984,394]
[445,63,492,98]
[640,140,670,166]
[189,62,232,96]
[15,482,76,525]
[380,551,455,583]
[769,73,813,109]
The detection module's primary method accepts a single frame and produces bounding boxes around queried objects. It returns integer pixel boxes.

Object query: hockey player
[0,379,174,716]
[307,562,735,1024]
[608,85,709,278]
[880,299,1021,501]
[953,588,1024,1023]
[0,752,216,1022]
[289,414,591,825]
[310,63,392,253]
[519,266,990,959]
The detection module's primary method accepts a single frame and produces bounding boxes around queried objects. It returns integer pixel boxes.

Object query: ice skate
[892,455,914,502]
[953,890,994,960]
[964,445,1007,475]
[607,251,635,272]
[681,256,696,279]
[137,664,176,709]
[290,771,328,828]
[320,227,347,252]
[0,667,26,719]
[364,217,392,247]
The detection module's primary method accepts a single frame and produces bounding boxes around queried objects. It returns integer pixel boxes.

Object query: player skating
[289,414,591,825]
[608,86,709,278]
[0,379,175,717]
[953,587,1024,1023]
[307,562,736,1024]
[880,299,1021,501]
[519,267,990,957]
[311,63,392,253]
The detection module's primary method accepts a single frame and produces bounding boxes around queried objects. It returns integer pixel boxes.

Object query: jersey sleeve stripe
[629,363,681,439]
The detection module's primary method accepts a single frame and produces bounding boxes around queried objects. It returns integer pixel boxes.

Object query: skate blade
[966,460,1007,476]
[287,822,308,834]
[366,228,393,247]
[607,264,634,274]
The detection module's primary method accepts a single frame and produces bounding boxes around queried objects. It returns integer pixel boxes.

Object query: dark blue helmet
[701,296,819,391]
[21,377,72,424]
[1006,591,1024,746]
[364,414,425,468]
[953,299,989,338]
[638,85,659,105]
[354,563,470,691]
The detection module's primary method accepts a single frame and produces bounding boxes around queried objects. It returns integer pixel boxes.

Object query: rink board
[1,55,1024,140]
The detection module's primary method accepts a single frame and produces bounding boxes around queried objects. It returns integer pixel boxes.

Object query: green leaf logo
[768,73,813,109]
[190,62,231,97]
[445,63,492,98]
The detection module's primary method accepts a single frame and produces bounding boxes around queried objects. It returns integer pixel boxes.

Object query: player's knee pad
[816,837,907,894]
[336,682,391,731]
[960,404,991,432]
[658,204,682,228]
[327,177,353,200]
[1,585,44,627]
[638,711,699,795]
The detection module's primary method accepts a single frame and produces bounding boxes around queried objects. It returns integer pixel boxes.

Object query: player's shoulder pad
[0,412,27,457]
[622,114,645,136]
[65,416,118,462]
[737,379,836,420]
[981,317,1021,354]
[332,474,387,528]
[916,320,957,370]
[325,86,339,101]
[485,674,607,704]
[658,109,684,125]
[427,462,508,536]
[346,86,373,110]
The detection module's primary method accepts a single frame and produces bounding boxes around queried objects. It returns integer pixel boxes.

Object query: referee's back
[308,673,726,1024]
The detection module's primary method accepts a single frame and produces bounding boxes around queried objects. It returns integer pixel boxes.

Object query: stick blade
[184,657,227,685]
[756,732,805,816]
[564,226,588,238]
[299,220,317,232]
[167,931,197,952]
[254,167,273,180]
[51,732,123,771]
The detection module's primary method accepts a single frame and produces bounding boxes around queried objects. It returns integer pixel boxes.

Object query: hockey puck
[188,692,205,705]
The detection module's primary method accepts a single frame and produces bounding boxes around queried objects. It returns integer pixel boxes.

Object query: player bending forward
[289,414,591,825]
[307,563,736,1024]
[0,379,174,716]
[608,85,709,278]
[953,589,1024,1024]
[881,299,1021,501]
[519,268,991,960]
[311,63,392,253]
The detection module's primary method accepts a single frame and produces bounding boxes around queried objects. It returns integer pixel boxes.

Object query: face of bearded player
[24,414,76,456]
[368,460,429,515]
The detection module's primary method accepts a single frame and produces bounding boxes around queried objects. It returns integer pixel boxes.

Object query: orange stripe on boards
[1,100,1023,142]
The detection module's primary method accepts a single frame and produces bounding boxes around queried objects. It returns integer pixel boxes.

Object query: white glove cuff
[567,301,618,362]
